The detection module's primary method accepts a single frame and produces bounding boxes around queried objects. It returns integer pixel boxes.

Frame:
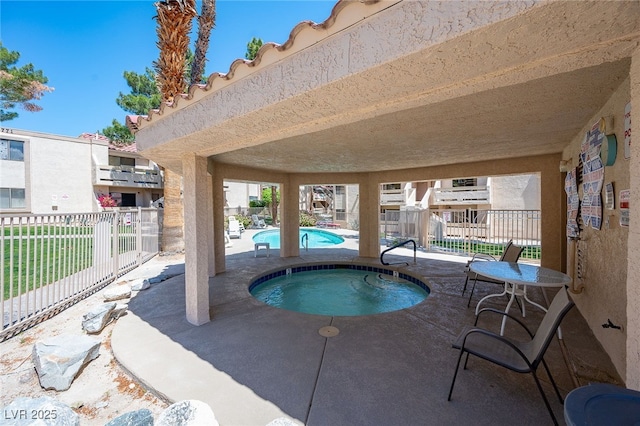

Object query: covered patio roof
[131,0,638,176]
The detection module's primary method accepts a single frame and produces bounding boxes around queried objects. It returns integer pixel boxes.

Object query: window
[121,193,136,207]
[0,188,26,208]
[108,155,135,167]
[382,183,401,191]
[452,178,477,187]
[0,139,24,161]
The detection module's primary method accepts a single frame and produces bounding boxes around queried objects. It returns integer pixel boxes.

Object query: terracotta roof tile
[108,142,138,153]
[79,132,138,152]
[79,132,110,142]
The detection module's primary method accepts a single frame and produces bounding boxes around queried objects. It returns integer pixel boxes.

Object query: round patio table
[470,261,572,335]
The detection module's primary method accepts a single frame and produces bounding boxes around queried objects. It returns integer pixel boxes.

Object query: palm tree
[154,0,196,101]
[191,0,215,85]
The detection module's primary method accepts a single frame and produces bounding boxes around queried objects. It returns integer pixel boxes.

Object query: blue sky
[1,1,336,137]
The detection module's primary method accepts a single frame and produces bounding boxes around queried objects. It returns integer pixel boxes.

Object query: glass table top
[469,261,572,287]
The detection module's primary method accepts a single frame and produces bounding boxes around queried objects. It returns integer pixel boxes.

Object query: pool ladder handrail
[380,239,417,266]
[302,232,309,251]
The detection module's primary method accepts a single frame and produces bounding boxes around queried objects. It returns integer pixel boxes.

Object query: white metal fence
[381,209,541,262]
[1,208,160,341]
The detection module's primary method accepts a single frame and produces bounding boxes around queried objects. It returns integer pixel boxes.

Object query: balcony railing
[433,186,490,205]
[380,189,405,205]
[380,208,541,263]
[94,165,163,189]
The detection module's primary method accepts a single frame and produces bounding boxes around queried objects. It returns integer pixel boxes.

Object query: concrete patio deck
[111,228,622,425]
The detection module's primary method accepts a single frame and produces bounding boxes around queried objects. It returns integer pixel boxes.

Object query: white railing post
[112,211,119,279]
[136,207,142,266]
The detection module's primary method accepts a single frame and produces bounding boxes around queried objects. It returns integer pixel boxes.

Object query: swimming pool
[252,228,344,249]
[249,264,430,316]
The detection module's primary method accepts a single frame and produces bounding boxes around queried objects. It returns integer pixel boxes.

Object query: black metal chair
[462,240,524,307]
[448,285,575,425]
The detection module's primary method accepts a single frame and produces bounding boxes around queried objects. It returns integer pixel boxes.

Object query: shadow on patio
[112,247,622,425]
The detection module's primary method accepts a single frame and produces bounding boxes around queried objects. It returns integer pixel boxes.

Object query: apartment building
[0,128,163,214]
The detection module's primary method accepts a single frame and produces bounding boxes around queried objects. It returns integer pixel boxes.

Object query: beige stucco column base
[210,163,226,275]
[183,154,211,326]
[280,177,300,258]
[358,175,380,259]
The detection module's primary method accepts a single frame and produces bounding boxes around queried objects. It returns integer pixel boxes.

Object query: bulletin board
[580,121,605,230]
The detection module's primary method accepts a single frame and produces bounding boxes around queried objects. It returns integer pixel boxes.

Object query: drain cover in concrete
[319,326,339,337]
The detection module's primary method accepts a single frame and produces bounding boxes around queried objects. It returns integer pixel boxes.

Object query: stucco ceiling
[212,60,630,173]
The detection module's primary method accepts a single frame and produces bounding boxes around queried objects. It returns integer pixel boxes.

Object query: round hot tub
[249,264,430,316]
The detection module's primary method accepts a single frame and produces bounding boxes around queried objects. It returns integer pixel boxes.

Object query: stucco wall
[489,174,540,210]
[0,161,25,189]
[626,46,640,390]
[561,77,630,381]
[29,135,98,214]
[224,181,260,210]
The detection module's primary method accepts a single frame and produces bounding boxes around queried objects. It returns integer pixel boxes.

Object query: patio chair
[448,285,575,426]
[463,240,524,307]
[251,214,266,229]
[228,215,245,232]
[228,219,242,239]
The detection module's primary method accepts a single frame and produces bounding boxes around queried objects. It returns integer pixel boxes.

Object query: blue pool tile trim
[249,264,430,294]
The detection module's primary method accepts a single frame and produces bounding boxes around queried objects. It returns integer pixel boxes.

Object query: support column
[358,175,380,258]
[162,169,185,251]
[627,46,640,389]
[210,162,226,274]
[539,155,564,271]
[207,175,215,276]
[280,177,299,257]
[182,154,210,326]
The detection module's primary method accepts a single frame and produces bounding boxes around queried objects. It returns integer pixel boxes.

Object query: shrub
[299,211,317,227]
[238,215,252,229]
[98,194,117,208]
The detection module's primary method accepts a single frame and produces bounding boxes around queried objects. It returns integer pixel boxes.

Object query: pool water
[250,267,429,316]
[252,228,344,249]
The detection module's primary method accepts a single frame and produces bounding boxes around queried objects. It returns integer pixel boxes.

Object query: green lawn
[2,224,137,300]
[429,240,541,260]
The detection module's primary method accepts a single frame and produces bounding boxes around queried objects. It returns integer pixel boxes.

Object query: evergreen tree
[0,42,53,122]
[102,119,136,144]
[101,67,162,144]
[245,37,263,61]
[116,68,162,115]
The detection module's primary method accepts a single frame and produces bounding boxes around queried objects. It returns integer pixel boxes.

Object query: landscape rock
[156,400,218,426]
[1,396,79,425]
[103,285,132,301]
[32,334,100,391]
[82,302,116,334]
[111,303,129,319]
[104,408,154,426]
[148,276,163,284]
[131,279,150,291]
